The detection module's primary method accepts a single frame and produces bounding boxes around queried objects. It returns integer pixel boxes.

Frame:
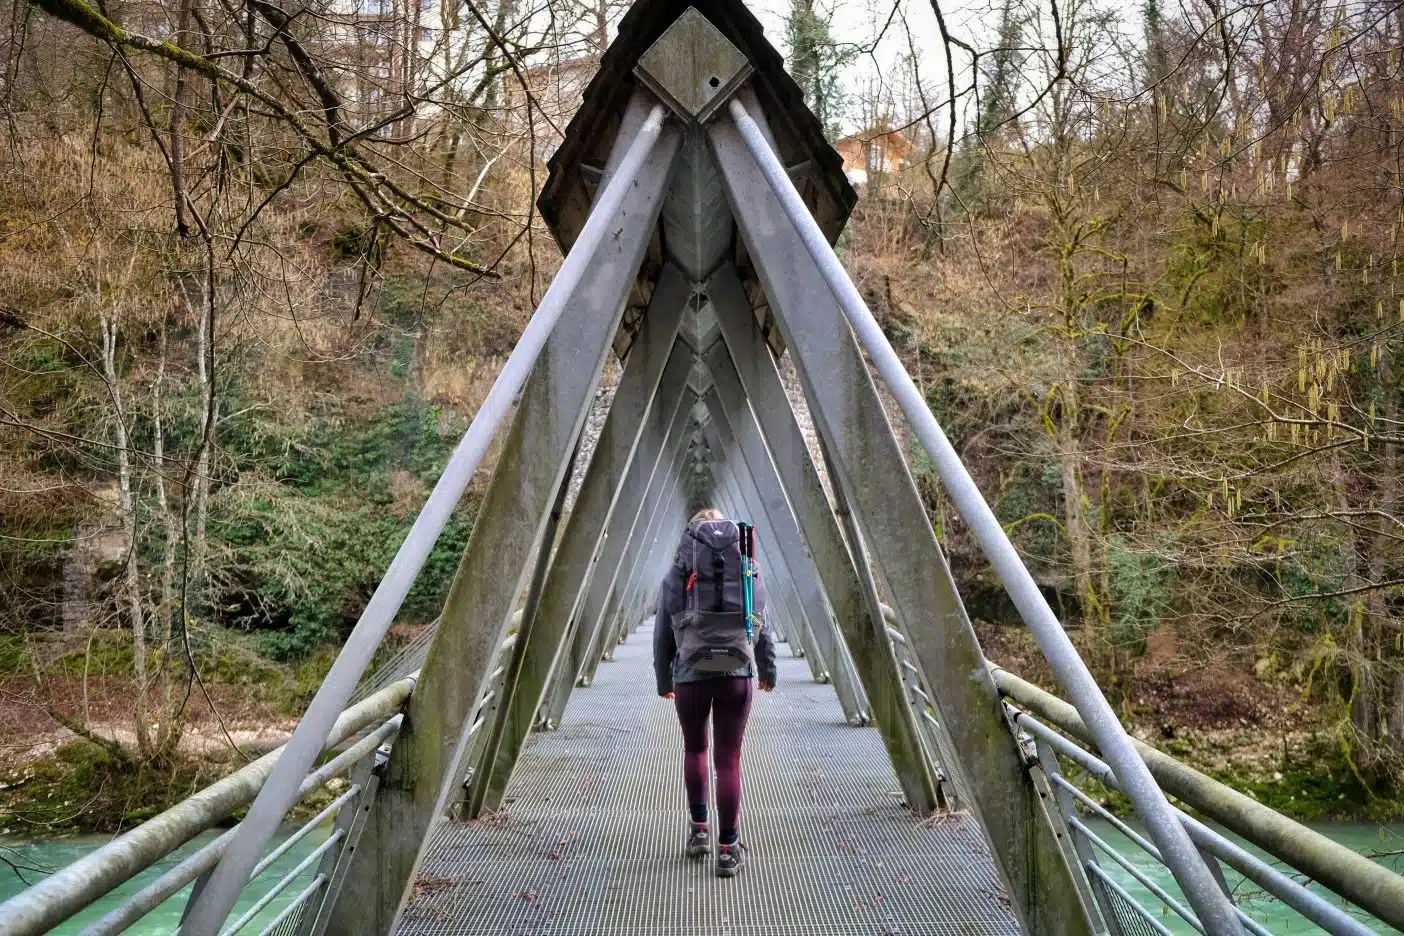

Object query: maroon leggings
[673,677,754,838]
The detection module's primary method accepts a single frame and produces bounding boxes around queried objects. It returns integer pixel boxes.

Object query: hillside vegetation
[1,0,1402,830]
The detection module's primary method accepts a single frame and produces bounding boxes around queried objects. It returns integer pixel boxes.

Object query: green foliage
[908,436,935,479]
[7,337,79,418]
[331,224,383,263]
[1218,740,1404,821]
[372,278,519,354]
[1161,209,1273,326]
[785,1,851,139]
[252,397,454,499]
[1143,0,1168,85]
[390,333,415,378]
[1106,536,1173,652]
[275,648,339,715]
[49,630,136,676]
[0,635,30,678]
[922,376,980,448]
[994,464,1062,570]
[216,397,476,659]
[977,0,1023,137]
[0,741,223,832]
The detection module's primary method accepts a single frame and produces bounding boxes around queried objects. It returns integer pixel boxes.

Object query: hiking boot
[716,841,747,877]
[685,822,710,858]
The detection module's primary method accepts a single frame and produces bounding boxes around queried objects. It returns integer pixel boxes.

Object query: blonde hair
[690,507,725,523]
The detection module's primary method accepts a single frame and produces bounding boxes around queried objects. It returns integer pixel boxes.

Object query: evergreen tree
[786,0,848,139]
[1143,0,1167,87]
[955,0,1021,209]
[978,0,1022,136]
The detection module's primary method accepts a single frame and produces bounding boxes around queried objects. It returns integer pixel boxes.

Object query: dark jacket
[653,520,777,695]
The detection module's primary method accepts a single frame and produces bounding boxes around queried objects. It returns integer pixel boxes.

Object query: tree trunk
[192,247,216,608]
[1370,356,1399,751]
[153,316,184,759]
[1334,448,1377,750]
[1058,398,1096,632]
[102,316,151,759]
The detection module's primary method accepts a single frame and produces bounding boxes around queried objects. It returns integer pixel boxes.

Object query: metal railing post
[297,748,381,936]
[0,681,412,936]
[585,460,686,682]
[996,666,1397,933]
[705,391,867,711]
[704,278,939,809]
[1033,736,1122,936]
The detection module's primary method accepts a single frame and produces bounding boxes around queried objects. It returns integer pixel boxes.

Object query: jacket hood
[686,519,740,550]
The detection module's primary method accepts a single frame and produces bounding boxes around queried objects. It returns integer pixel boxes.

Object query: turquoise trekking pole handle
[738,522,755,644]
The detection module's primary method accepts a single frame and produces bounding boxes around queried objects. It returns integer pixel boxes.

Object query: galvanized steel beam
[471,278,693,814]
[704,268,938,812]
[544,396,696,724]
[708,114,1095,936]
[538,400,689,722]
[702,385,867,718]
[590,453,683,667]
[319,113,681,936]
[595,454,689,676]
[179,103,679,936]
[1034,736,1125,936]
[458,439,580,813]
[299,751,381,936]
[598,433,691,660]
[721,93,1241,936]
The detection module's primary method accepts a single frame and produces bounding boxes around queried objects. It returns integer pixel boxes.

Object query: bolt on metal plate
[634,7,753,123]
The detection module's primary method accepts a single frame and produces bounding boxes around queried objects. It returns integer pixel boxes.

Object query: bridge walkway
[396,625,1018,936]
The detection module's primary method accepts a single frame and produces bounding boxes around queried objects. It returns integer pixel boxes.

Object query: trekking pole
[738,522,755,644]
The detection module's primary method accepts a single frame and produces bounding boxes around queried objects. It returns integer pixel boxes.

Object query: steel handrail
[0,677,414,936]
[998,668,1390,935]
[74,714,402,936]
[252,875,325,936]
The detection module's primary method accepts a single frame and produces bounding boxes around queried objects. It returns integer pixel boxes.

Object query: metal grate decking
[396,625,1020,935]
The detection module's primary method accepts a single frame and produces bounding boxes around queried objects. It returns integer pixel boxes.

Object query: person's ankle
[719,828,738,846]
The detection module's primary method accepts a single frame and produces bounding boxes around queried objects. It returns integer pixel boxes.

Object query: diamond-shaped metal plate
[634,7,753,122]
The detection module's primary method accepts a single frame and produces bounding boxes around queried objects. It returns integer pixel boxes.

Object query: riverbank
[4,618,1402,835]
[0,629,338,836]
[978,620,1404,823]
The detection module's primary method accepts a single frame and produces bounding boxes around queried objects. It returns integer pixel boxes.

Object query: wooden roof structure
[538,0,857,360]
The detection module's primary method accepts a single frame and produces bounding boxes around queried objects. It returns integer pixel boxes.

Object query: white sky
[737,0,1145,135]
[745,0,960,134]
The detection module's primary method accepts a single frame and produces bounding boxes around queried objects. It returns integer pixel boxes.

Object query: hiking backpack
[669,519,758,673]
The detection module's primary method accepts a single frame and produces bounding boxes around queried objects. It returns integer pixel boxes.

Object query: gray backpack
[670,520,756,673]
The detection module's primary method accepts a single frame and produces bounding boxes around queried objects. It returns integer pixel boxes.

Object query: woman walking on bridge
[654,507,776,878]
